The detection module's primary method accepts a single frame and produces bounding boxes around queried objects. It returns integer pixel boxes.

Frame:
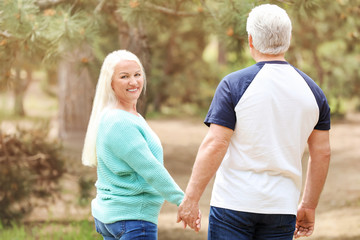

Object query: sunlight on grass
[0,78,57,123]
[24,79,58,119]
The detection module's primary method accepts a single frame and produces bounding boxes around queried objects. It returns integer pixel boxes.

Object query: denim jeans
[94,218,158,240]
[208,206,296,240]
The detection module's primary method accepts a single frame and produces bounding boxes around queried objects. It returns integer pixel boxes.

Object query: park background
[0,0,359,239]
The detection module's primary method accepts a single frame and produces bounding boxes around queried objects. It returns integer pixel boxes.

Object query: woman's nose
[129,76,137,85]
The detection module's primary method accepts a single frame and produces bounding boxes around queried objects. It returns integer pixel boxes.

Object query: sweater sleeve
[105,120,184,206]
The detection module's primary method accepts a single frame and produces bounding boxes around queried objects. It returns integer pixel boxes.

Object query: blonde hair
[82,50,146,166]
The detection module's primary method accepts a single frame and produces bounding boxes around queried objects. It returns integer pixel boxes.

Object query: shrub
[0,123,65,225]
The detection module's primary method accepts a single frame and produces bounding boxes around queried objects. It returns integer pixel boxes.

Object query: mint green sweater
[91,109,184,225]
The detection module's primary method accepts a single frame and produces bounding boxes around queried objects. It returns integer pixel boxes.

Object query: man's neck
[251,48,286,62]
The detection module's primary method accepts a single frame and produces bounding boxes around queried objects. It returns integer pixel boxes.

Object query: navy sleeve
[204,78,236,130]
[204,63,263,130]
[293,67,331,130]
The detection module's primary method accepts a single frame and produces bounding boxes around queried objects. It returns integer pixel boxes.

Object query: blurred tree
[0,0,53,116]
[111,0,222,113]
[1,0,358,127]
[287,0,360,116]
[0,0,98,140]
[203,0,360,116]
[0,0,96,119]
[50,0,98,139]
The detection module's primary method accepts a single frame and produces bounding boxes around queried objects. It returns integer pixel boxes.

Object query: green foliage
[42,6,97,60]
[0,1,51,74]
[0,0,97,63]
[0,0,97,116]
[208,0,254,57]
[0,123,65,225]
[286,0,360,115]
[0,221,100,240]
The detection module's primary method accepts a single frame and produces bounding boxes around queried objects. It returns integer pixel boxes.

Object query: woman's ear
[110,82,114,91]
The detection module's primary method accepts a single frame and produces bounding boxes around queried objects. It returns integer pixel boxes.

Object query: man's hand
[294,206,315,238]
[177,196,201,232]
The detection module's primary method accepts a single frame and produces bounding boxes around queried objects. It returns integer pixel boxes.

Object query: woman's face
[111,60,144,104]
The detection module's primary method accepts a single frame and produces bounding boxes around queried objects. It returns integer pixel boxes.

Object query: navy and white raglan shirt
[205,61,330,215]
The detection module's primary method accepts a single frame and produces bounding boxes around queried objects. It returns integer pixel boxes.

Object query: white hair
[246,4,292,55]
[82,50,146,167]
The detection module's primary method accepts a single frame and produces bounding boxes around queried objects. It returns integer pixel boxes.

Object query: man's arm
[177,123,233,230]
[294,129,331,238]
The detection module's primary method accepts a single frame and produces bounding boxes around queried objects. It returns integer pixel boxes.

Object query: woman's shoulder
[98,109,148,143]
[101,108,143,129]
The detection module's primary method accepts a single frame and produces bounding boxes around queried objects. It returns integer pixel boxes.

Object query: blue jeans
[208,206,296,240]
[94,218,158,240]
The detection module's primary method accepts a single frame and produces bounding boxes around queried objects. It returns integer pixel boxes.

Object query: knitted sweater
[91,109,184,225]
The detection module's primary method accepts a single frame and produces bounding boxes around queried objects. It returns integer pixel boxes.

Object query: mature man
[177,4,331,240]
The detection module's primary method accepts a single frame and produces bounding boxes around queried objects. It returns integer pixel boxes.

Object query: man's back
[207,61,330,215]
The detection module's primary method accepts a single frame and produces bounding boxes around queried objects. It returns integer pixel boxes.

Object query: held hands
[177,196,201,232]
[294,205,316,238]
[178,210,202,232]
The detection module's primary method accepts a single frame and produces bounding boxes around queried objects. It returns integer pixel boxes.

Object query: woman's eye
[120,75,127,79]
[135,73,141,77]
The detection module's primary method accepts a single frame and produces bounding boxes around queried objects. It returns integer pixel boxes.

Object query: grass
[0,221,208,240]
[0,221,101,240]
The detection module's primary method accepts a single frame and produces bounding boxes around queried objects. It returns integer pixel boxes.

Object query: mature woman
[81,50,186,239]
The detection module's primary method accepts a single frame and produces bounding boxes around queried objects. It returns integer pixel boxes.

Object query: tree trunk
[13,92,25,116]
[58,44,95,140]
[13,67,32,116]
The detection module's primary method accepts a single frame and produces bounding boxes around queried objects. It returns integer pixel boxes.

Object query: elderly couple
[82,4,331,240]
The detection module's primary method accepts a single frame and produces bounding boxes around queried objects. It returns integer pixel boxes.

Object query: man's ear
[248,34,254,48]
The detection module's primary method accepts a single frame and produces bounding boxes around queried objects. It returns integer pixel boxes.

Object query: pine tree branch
[144,2,198,17]
[200,0,219,22]
[35,0,66,9]
[94,0,107,13]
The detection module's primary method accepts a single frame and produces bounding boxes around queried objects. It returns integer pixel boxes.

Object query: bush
[0,123,65,225]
